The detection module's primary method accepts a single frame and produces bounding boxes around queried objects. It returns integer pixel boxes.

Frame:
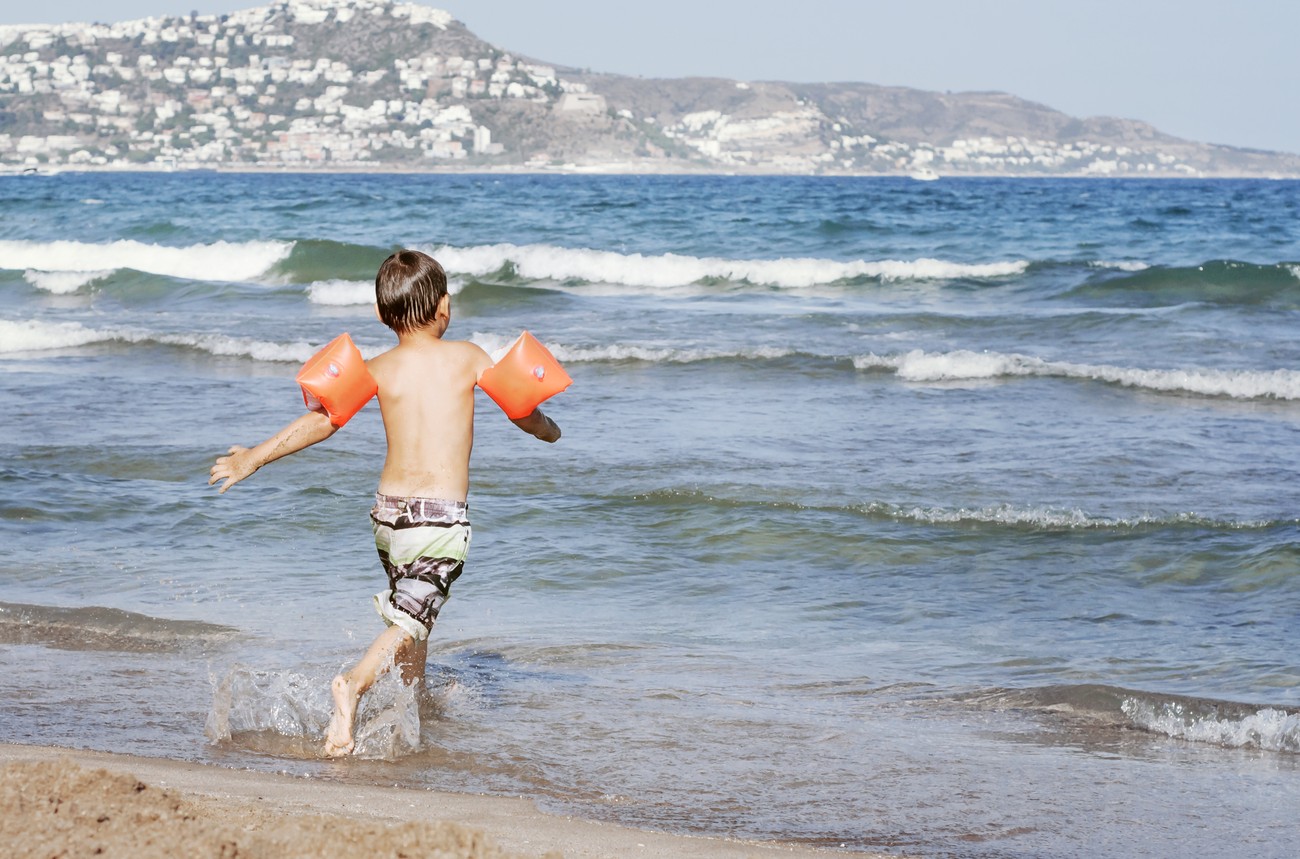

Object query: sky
[3,0,1296,155]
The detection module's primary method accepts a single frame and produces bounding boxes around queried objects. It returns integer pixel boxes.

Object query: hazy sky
[4,0,1296,154]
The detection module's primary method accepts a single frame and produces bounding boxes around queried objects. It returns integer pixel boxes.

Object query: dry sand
[0,743,893,858]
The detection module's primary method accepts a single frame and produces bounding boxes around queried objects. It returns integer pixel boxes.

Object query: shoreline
[2,163,1297,180]
[0,743,896,858]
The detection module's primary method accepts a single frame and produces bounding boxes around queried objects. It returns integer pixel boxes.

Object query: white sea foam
[1122,698,1300,753]
[854,349,1300,400]
[874,503,1106,529]
[23,269,112,294]
[428,242,1028,288]
[0,239,293,282]
[468,331,794,364]
[154,332,317,363]
[306,275,466,305]
[0,319,116,352]
[861,503,1247,530]
[0,317,317,363]
[306,279,373,306]
[1090,260,1150,272]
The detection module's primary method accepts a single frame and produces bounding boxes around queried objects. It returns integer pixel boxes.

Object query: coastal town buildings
[0,0,572,169]
[0,0,1291,175]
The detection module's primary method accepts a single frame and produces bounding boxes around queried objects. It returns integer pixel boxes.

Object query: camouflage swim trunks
[370,493,471,641]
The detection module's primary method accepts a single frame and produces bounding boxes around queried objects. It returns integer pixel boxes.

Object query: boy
[208,249,560,757]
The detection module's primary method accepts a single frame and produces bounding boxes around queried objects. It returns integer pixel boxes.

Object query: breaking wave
[854,502,1271,531]
[306,275,468,305]
[467,330,800,364]
[22,269,113,294]
[0,238,293,285]
[854,349,1300,400]
[628,489,1285,533]
[1067,259,1300,308]
[0,601,241,653]
[10,318,1296,405]
[305,278,375,306]
[0,318,320,363]
[425,242,1029,288]
[1122,697,1300,753]
[972,685,1300,754]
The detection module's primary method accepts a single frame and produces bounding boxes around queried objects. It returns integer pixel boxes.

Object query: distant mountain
[1,0,1296,176]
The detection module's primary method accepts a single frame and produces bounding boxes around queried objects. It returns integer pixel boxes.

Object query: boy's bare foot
[323,674,359,757]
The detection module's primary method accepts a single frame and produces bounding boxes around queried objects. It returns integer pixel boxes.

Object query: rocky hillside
[0,0,1295,176]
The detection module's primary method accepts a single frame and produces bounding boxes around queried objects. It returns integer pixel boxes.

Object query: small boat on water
[910,167,940,181]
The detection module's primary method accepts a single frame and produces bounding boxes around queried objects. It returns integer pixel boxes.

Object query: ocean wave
[467,330,799,364]
[966,684,1300,753]
[23,269,113,294]
[1088,260,1150,272]
[854,349,1300,400]
[854,502,1283,532]
[306,279,374,306]
[306,275,467,305]
[857,502,1255,531]
[1067,259,1300,308]
[628,489,1279,533]
[0,239,293,283]
[0,318,115,352]
[2,318,803,366]
[272,238,390,284]
[0,600,241,653]
[1122,697,1300,753]
[425,242,1029,288]
[0,318,318,362]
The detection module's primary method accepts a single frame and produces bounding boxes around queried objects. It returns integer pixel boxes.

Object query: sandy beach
[0,743,893,858]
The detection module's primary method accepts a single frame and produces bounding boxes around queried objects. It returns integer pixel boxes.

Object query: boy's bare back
[368,331,491,501]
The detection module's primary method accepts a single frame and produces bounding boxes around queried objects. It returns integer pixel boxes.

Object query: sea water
[1,173,1298,857]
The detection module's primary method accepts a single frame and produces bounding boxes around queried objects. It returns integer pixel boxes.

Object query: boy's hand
[208,445,261,494]
[206,412,337,495]
[511,408,561,443]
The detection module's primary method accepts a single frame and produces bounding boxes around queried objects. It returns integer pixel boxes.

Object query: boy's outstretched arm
[511,407,561,443]
[208,410,339,493]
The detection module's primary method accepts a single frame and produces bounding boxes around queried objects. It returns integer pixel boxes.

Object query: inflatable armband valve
[477,331,572,419]
[296,333,377,427]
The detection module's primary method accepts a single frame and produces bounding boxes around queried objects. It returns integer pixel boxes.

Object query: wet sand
[0,743,892,858]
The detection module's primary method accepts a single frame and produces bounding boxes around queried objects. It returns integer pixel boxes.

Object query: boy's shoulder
[368,338,492,373]
[432,338,493,370]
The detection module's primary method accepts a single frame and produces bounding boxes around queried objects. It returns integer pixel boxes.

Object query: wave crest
[427,242,1028,288]
[970,685,1300,754]
[23,269,113,294]
[0,239,293,283]
[0,601,240,653]
[1069,259,1300,308]
[0,318,318,362]
[1122,697,1300,753]
[855,349,1300,400]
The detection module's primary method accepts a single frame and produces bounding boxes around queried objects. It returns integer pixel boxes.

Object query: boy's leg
[397,636,429,686]
[324,624,418,757]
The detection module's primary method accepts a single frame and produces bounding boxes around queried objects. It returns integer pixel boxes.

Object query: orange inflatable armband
[296,333,377,427]
[478,331,572,419]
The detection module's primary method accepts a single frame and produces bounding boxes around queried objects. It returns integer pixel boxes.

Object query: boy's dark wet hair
[375,249,448,334]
